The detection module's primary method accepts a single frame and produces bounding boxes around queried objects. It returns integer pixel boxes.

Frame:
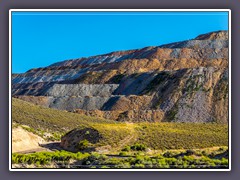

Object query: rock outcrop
[60,128,102,152]
[12,31,229,123]
[44,84,119,97]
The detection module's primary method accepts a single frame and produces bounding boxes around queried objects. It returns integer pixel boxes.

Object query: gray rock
[44,84,119,97]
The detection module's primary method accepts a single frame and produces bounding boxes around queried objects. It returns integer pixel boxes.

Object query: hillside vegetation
[12,147,228,169]
[12,98,115,132]
[12,98,228,151]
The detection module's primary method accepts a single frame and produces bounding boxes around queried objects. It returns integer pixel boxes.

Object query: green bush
[12,148,229,169]
[163,151,175,158]
[12,151,90,166]
[119,152,128,156]
[131,143,147,151]
[121,144,147,152]
[121,146,131,152]
[201,150,207,156]
[185,149,195,156]
[134,163,145,168]
[78,139,89,150]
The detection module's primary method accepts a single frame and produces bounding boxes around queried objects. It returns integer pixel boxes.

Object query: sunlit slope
[12,98,228,150]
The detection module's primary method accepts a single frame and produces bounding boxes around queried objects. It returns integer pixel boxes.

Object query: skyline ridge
[13,30,228,74]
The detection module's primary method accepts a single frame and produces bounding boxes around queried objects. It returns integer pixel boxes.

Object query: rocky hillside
[12,31,229,123]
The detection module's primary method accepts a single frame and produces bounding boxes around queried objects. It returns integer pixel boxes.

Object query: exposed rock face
[12,31,229,123]
[16,95,112,111]
[102,95,153,111]
[44,84,119,97]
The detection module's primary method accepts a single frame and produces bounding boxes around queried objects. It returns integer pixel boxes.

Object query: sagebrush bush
[121,146,131,152]
[78,139,89,150]
[12,148,229,169]
[130,143,147,151]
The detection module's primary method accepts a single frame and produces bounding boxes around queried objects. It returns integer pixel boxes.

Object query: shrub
[121,146,131,152]
[134,163,145,168]
[221,158,228,166]
[12,148,229,169]
[185,149,195,156]
[131,143,147,151]
[101,165,108,168]
[77,139,89,150]
[163,151,174,158]
[218,147,224,151]
[202,150,207,156]
[119,152,128,156]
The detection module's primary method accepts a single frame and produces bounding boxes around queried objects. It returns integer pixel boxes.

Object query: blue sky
[12,11,229,73]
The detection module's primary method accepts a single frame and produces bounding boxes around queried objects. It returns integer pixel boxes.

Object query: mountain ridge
[12,30,229,123]
[47,30,228,68]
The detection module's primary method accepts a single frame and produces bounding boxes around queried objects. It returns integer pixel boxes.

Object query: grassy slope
[12,98,228,150]
[12,98,116,132]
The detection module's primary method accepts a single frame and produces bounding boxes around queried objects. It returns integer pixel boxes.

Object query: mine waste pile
[12,30,229,123]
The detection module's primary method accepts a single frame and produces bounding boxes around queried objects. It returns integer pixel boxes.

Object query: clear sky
[12,11,229,73]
